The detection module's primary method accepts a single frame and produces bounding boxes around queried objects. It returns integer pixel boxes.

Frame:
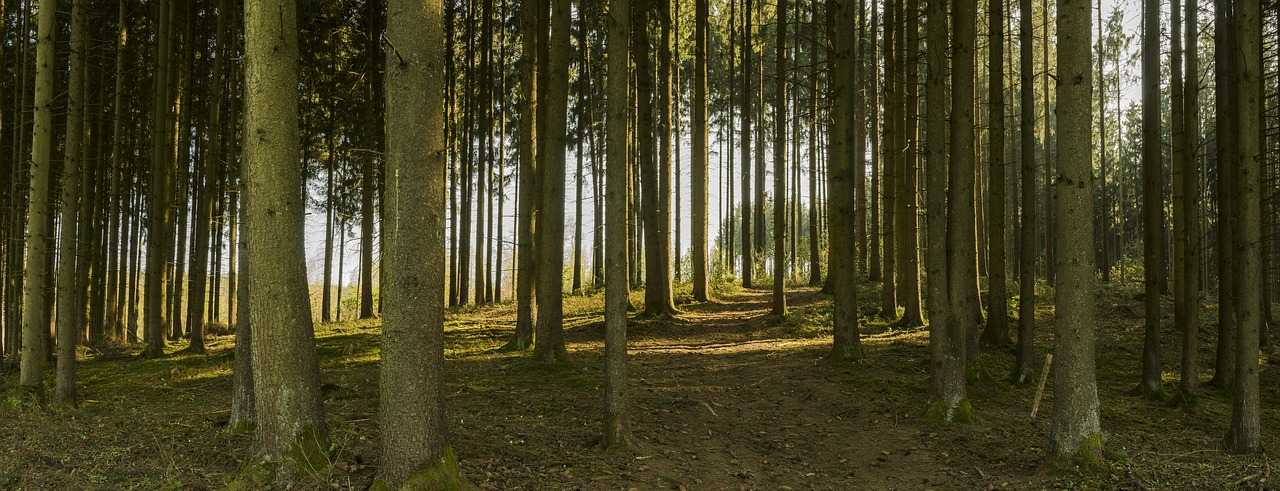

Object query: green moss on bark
[370,446,473,491]
[922,397,974,424]
[283,424,333,479]
[1046,432,1106,474]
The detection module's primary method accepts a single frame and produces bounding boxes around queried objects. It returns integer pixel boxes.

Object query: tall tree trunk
[949,0,981,370]
[1177,0,1203,402]
[603,0,634,449]
[18,0,57,396]
[880,0,897,319]
[1048,0,1104,467]
[240,0,330,482]
[1014,0,1037,384]
[1137,0,1165,398]
[924,0,970,422]
[828,0,862,362]
[896,0,922,327]
[55,0,87,406]
[1209,0,1236,388]
[170,6,194,341]
[144,0,174,358]
[740,0,754,289]
[511,0,539,350]
[692,0,709,301]
[1227,0,1261,455]
[475,0,492,305]
[534,0,572,363]
[771,0,788,315]
[981,0,1009,345]
[1042,0,1055,284]
[868,1,880,282]
[378,0,469,483]
[188,0,230,353]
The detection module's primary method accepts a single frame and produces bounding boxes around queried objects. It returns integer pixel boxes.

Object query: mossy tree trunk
[242,0,331,482]
[1048,0,1104,469]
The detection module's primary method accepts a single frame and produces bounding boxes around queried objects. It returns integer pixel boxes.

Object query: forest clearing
[2,282,1277,489]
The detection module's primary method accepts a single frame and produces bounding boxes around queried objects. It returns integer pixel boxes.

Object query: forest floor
[1,279,1279,490]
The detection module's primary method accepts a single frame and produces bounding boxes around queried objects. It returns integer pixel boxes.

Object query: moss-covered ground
[1,279,1277,489]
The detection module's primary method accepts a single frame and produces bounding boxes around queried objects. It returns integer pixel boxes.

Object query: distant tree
[771,0,787,316]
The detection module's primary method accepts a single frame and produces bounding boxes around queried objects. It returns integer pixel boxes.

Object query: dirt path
[541,287,1005,490]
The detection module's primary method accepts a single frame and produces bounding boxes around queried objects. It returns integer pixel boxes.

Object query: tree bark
[896,0,922,327]
[603,0,634,450]
[771,0,788,316]
[1137,0,1165,398]
[144,0,174,358]
[740,0,754,289]
[828,0,862,362]
[691,0,710,301]
[981,0,1010,345]
[1014,0,1037,385]
[1048,0,1104,468]
[55,0,87,406]
[534,0,572,363]
[241,0,330,481]
[949,0,981,369]
[880,0,897,319]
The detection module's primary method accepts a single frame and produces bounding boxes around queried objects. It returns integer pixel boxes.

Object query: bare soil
[1,280,1277,490]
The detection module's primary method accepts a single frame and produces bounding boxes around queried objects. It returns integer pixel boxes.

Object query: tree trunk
[691,0,710,301]
[377,0,469,483]
[240,0,330,482]
[880,0,897,319]
[144,0,174,358]
[828,0,863,362]
[868,1,880,282]
[948,0,980,370]
[771,0,788,316]
[1048,0,1104,467]
[896,0,922,327]
[512,0,540,349]
[603,0,634,450]
[1014,0,1037,385]
[534,0,572,363]
[741,0,754,289]
[1042,0,1055,284]
[18,0,57,397]
[55,0,87,406]
[1227,0,1261,455]
[1137,0,1165,398]
[1209,0,1236,388]
[981,0,1009,346]
[924,0,969,422]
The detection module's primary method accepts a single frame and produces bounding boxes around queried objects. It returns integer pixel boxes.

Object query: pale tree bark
[55,0,88,406]
[1048,0,1104,469]
[239,0,330,483]
[377,0,470,484]
[924,0,969,422]
[18,0,56,397]
[603,0,634,450]
[1227,0,1261,455]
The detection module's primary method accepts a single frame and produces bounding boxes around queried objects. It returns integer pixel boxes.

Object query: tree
[981,0,1010,346]
[534,0,572,363]
[1014,0,1037,384]
[145,0,175,358]
[1048,0,1104,468]
[896,0,922,327]
[1209,0,1236,388]
[1176,0,1201,402]
[512,0,541,351]
[690,0,709,302]
[1137,0,1164,399]
[17,0,57,397]
[740,0,753,289]
[827,0,862,362]
[376,0,469,484]
[949,0,980,367]
[924,0,970,423]
[771,0,788,316]
[54,0,89,406]
[1227,0,1261,455]
[239,0,330,482]
[880,0,897,319]
[603,0,634,449]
